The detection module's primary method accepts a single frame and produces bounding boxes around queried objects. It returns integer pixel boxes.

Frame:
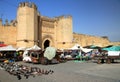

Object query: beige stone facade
[17,2,38,47]
[73,33,110,47]
[0,2,119,49]
[0,22,17,46]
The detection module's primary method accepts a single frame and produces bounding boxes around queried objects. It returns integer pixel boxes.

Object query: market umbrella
[44,47,56,60]
[16,47,26,51]
[26,45,41,51]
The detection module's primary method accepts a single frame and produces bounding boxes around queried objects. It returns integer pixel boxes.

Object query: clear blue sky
[0,0,120,42]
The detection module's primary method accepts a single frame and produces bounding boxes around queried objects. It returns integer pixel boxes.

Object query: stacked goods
[0,62,54,80]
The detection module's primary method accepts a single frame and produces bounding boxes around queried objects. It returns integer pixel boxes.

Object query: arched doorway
[44,40,50,49]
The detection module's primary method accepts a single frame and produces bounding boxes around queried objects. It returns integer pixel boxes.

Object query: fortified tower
[17,2,38,47]
[55,15,73,48]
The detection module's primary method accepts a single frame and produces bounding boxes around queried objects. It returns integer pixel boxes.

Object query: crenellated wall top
[0,19,17,27]
[18,2,37,10]
[41,16,57,22]
[40,15,72,23]
[55,15,72,20]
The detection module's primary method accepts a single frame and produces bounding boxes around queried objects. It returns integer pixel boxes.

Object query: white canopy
[108,51,120,56]
[71,44,93,53]
[0,45,16,51]
[26,45,41,51]
[16,47,26,51]
[80,47,93,53]
[22,45,41,58]
[70,44,81,50]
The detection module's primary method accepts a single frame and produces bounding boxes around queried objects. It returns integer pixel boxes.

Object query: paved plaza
[0,61,120,82]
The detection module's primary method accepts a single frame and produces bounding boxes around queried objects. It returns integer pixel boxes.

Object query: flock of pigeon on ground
[0,62,54,80]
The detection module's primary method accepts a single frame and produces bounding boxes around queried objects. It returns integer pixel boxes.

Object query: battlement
[41,15,72,22]
[18,2,37,10]
[0,18,17,27]
[41,16,56,22]
[55,15,72,20]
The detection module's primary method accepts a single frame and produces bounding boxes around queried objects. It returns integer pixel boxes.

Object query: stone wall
[17,2,38,47]
[109,42,120,46]
[0,2,119,49]
[41,17,55,49]
[73,33,110,47]
[55,15,73,48]
[0,24,119,48]
[0,25,17,46]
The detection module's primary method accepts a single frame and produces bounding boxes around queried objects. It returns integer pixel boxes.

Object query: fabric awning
[70,44,93,53]
[16,47,26,51]
[0,45,16,51]
[26,45,41,51]
[102,46,120,51]
[0,44,7,47]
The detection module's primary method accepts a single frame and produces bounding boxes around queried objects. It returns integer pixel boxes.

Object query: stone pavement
[0,61,120,82]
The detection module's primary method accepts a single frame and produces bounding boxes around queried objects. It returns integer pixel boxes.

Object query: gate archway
[42,35,54,49]
[44,40,50,49]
